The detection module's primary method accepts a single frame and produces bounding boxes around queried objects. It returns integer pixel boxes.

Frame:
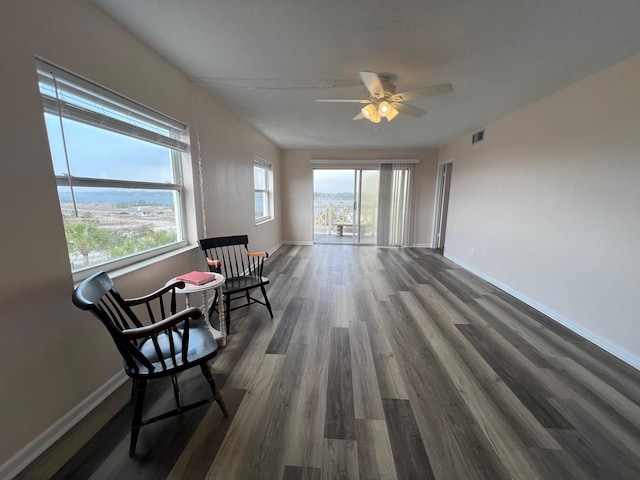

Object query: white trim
[267,242,284,256]
[432,159,453,248]
[445,254,640,371]
[282,240,314,246]
[0,371,128,480]
[310,158,419,165]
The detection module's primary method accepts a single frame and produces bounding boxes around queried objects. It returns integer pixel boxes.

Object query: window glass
[45,115,175,183]
[37,59,187,276]
[253,159,272,223]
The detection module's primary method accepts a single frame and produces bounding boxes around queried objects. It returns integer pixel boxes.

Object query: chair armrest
[122,280,186,306]
[206,257,221,268]
[121,307,202,340]
[247,250,269,258]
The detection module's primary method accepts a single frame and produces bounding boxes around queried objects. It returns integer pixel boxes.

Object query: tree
[109,228,176,258]
[64,214,109,267]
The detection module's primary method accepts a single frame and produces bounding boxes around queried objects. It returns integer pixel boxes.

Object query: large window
[254,157,273,224]
[37,59,188,276]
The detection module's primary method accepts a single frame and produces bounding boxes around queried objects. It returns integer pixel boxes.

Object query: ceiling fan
[316,72,453,123]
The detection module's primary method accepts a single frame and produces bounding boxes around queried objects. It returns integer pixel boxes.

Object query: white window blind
[37,59,189,152]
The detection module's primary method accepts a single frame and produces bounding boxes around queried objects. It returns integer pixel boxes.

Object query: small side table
[166,273,227,347]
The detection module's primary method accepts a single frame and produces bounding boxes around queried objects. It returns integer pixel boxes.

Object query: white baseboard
[268,242,283,256]
[445,254,640,371]
[0,371,128,480]
[281,240,314,246]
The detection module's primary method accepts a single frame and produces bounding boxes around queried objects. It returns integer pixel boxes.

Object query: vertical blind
[377,163,415,246]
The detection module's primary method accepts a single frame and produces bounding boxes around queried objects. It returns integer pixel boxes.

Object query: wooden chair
[72,271,228,456]
[199,235,273,333]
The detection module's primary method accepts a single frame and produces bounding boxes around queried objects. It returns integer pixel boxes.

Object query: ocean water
[59,188,267,213]
[58,188,175,206]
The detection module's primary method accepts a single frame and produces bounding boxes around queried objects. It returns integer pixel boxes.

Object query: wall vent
[472,129,485,144]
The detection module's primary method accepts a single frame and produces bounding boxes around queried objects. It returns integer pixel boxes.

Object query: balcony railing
[313,203,354,234]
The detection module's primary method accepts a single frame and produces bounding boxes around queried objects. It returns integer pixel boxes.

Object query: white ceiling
[91,0,640,150]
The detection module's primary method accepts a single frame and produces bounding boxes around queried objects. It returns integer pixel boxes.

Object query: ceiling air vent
[472,129,485,145]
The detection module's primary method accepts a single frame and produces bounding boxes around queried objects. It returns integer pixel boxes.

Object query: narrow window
[253,157,273,224]
[36,59,188,277]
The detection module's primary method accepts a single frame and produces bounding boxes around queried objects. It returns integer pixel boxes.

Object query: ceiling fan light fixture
[378,100,391,117]
[361,103,381,123]
[385,105,399,121]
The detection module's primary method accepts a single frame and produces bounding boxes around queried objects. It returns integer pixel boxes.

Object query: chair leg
[130,378,147,456]
[200,363,229,417]
[225,294,231,333]
[260,284,274,318]
[171,374,182,410]
[207,291,218,322]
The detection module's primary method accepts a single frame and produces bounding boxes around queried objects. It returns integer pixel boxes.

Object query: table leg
[197,288,226,346]
[217,285,226,347]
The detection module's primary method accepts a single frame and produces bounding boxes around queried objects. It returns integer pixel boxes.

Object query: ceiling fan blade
[393,103,426,117]
[391,83,453,102]
[353,112,364,120]
[316,98,369,103]
[360,72,385,99]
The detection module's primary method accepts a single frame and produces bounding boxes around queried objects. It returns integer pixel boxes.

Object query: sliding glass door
[313,165,412,246]
[356,170,379,245]
[314,169,378,244]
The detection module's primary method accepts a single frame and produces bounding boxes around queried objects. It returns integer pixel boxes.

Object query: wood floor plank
[486,293,640,405]
[383,297,508,479]
[398,290,548,479]
[473,297,557,367]
[355,419,398,480]
[321,438,359,480]
[166,388,246,480]
[266,296,304,354]
[382,398,434,480]
[548,397,640,479]
[281,337,329,470]
[248,343,308,479]
[457,323,574,430]
[350,320,385,420]
[206,354,285,479]
[411,284,562,450]
[282,465,322,480]
[324,327,356,440]
[550,356,640,433]
[361,291,409,400]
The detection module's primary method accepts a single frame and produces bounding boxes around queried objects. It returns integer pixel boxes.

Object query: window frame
[253,157,273,224]
[36,58,189,279]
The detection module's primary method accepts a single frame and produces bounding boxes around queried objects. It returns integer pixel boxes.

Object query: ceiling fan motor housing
[376,78,396,99]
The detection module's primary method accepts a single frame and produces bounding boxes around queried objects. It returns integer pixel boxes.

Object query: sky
[45,114,173,183]
[313,169,355,193]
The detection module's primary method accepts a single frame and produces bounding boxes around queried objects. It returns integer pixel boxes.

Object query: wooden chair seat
[132,321,216,376]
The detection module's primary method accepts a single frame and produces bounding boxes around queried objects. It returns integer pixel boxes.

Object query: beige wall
[0,0,280,469]
[281,149,440,245]
[439,52,640,366]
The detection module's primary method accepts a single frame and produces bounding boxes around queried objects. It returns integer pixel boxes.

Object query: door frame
[431,159,453,249]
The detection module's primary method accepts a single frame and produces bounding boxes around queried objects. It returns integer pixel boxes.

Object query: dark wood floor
[18,245,640,479]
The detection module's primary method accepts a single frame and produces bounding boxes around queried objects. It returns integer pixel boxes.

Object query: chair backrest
[72,271,184,374]
[199,235,265,279]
